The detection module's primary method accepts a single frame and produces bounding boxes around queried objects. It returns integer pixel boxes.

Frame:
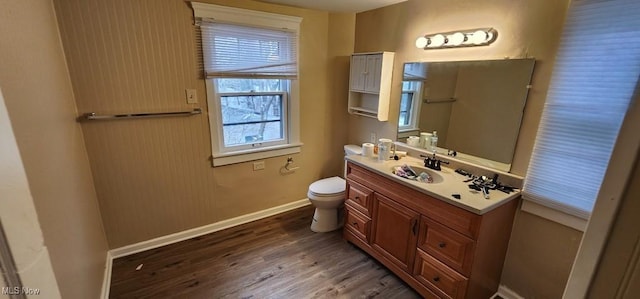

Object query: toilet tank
[344,144,362,156]
[343,144,362,177]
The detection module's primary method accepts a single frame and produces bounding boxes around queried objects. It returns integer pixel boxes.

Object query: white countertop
[346,155,521,215]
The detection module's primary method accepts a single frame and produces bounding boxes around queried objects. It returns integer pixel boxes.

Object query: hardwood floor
[109,205,420,298]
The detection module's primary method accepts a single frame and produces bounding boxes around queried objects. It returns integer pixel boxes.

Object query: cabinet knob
[438,242,446,248]
[355,196,360,200]
[352,222,359,228]
[433,276,440,282]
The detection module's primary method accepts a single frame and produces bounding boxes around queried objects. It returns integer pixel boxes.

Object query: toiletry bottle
[430,131,438,153]
[420,132,432,149]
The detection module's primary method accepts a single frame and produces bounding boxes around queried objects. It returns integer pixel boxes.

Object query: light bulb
[470,30,489,45]
[448,32,465,46]
[429,34,446,47]
[415,36,429,48]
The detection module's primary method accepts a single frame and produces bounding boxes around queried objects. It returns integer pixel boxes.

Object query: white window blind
[523,0,640,219]
[200,22,298,79]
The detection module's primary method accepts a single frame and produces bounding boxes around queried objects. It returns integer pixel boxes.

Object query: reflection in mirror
[397,59,535,172]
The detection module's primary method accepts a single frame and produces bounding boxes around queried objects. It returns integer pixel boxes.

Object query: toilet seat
[307,191,344,200]
[308,176,345,199]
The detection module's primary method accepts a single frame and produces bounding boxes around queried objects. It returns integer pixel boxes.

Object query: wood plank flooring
[109,205,420,298]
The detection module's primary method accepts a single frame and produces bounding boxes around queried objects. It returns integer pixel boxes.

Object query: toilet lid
[309,176,346,196]
[344,144,362,156]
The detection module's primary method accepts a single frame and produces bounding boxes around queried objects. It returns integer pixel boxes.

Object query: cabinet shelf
[348,107,378,119]
[348,52,395,121]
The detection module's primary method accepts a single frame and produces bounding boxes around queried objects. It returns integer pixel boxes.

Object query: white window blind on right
[523,0,640,219]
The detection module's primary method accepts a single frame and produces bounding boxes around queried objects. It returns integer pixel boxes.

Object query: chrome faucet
[420,153,449,171]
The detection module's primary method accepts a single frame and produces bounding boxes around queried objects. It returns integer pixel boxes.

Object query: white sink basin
[391,165,444,184]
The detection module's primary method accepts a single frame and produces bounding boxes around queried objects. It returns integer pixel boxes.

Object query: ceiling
[257,0,407,13]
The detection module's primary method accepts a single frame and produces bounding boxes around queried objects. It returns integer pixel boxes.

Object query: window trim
[192,2,301,31]
[193,3,302,167]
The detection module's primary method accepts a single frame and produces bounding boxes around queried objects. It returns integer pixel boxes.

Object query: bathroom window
[215,79,288,150]
[398,81,422,131]
[193,3,302,166]
[522,0,640,230]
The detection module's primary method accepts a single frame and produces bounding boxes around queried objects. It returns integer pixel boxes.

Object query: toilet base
[310,207,343,232]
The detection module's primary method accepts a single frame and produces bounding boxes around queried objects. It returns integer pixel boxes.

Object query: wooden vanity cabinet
[343,162,518,299]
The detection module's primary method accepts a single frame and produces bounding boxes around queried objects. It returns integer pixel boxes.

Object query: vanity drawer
[344,205,371,242]
[418,217,475,276]
[346,181,373,216]
[414,249,468,299]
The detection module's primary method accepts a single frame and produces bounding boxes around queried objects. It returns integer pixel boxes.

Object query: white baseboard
[492,285,525,299]
[101,251,113,299]
[109,198,311,259]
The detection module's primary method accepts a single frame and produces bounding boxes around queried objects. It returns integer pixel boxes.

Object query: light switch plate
[185,89,198,104]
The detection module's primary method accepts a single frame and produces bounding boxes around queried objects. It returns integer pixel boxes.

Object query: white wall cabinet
[348,52,394,121]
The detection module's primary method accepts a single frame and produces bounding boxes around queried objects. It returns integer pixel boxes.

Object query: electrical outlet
[185,89,198,104]
[253,161,265,171]
[370,132,377,143]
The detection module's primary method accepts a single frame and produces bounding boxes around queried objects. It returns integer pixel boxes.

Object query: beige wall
[0,0,109,298]
[351,0,581,297]
[328,12,357,168]
[53,0,355,248]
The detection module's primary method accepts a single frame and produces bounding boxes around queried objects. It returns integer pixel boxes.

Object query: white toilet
[307,144,362,232]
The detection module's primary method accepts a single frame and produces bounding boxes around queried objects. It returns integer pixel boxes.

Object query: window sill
[398,128,420,139]
[212,143,303,167]
[520,199,587,232]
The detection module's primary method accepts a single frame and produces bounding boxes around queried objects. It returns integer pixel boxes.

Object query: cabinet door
[349,55,367,92]
[364,54,383,93]
[371,193,420,273]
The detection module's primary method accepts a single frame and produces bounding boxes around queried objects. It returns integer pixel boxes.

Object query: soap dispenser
[430,131,438,153]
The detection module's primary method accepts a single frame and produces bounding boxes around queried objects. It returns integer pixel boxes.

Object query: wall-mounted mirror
[397,58,535,172]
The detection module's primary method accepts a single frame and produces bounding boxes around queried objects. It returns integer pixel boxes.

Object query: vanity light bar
[415,28,498,49]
